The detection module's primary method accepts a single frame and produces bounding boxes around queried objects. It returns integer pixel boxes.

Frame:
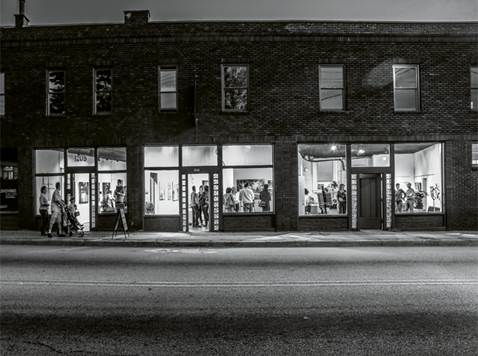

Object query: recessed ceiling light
[358,149,365,155]
[331,145,337,151]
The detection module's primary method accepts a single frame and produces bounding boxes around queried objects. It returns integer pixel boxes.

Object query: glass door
[67,172,95,231]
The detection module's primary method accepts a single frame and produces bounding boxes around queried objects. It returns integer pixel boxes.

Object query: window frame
[471,65,478,112]
[393,64,420,112]
[319,64,345,112]
[0,72,4,116]
[159,65,178,111]
[93,68,112,115]
[46,69,66,116]
[472,142,478,169]
[221,64,249,113]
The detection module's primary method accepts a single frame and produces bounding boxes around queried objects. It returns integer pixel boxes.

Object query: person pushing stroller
[66,196,84,237]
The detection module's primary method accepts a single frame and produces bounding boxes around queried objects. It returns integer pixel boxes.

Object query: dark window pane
[224,66,248,88]
[49,71,65,91]
[395,67,417,88]
[320,89,343,110]
[471,67,478,88]
[0,95,4,115]
[49,93,65,114]
[161,93,177,109]
[96,92,112,113]
[320,66,343,88]
[224,89,247,111]
[395,89,417,111]
[0,73,4,93]
[96,70,112,91]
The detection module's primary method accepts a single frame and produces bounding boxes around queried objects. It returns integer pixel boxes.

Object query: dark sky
[1,0,477,25]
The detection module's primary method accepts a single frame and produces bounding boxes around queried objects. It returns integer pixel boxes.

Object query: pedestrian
[47,182,65,237]
[201,185,210,227]
[190,185,199,227]
[259,184,271,212]
[197,185,204,226]
[39,186,50,236]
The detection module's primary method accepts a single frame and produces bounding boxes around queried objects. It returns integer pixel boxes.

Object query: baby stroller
[65,200,85,237]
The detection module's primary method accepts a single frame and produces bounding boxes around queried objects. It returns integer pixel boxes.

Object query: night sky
[1,0,477,26]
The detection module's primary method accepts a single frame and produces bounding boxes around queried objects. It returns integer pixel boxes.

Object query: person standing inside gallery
[190,185,199,227]
[200,185,210,227]
[240,183,255,212]
[395,183,406,212]
[39,185,50,236]
[405,182,416,213]
[337,184,347,214]
[47,182,65,238]
[259,184,271,212]
[232,186,240,212]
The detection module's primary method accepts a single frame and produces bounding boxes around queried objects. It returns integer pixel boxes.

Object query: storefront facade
[1,16,477,232]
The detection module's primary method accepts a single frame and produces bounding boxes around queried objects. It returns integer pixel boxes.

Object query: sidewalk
[1,230,477,247]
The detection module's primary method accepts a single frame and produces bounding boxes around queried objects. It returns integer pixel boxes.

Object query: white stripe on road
[1,279,478,288]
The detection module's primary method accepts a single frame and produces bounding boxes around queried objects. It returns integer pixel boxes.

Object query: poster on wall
[79,182,89,204]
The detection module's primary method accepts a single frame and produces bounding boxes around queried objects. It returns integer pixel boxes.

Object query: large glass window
[0,148,18,213]
[47,70,65,116]
[471,66,478,111]
[182,145,218,167]
[393,65,419,112]
[351,144,390,167]
[159,66,177,110]
[472,143,478,167]
[394,143,443,214]
[222,145,273,213]
[144,146,179,215]
[319,65,344,111]
[35,149,65,214]
[67,148,95,167]
[97,147,127,214]
[222,65,248,112]
[0,72,5,115]
[94,68,112,114]
[298,144,347,216]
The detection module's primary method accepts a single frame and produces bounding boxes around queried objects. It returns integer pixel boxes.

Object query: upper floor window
[319,65,344,111]
[222,65,248,112]
[472,143,478,168]
[471,66,478,111]
[393,65,420,112]
[93,68,112,114]
[47,70,65,116]
[0,72,4,115]
[159,66,177,111]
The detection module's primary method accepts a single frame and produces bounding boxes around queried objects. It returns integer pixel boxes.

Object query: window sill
[220,110,249,115]
[223,212,274,216]
[319,109,346,113]
[395,212,444,216]
[93,112,112,116]
[0,211,19,215]
[144,214,179,218]
[393,110,421,114]
[159,109,178,113]
[299,214,348,218]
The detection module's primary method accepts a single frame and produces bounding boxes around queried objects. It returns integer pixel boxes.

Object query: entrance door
[187,173,210,232]
[69,173,92,231]
[358,174,382,229]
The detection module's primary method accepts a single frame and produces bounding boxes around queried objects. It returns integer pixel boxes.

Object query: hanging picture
[79,182,89,204]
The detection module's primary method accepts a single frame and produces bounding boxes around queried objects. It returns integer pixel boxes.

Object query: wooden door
[358,174,382,229]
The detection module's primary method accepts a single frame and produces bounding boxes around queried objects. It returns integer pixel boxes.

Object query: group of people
[189,185,210,228]
[223,183,271,213]
[395,182,418,213]
[304,182,347,215]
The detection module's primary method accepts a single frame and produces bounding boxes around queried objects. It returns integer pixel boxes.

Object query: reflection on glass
[222,145,273,166]
[97,147,127,171]
[35,149,64,174]
[95,69,112,113]
[67,148,95,167]
[351,144,390,167]
[298,144,347,216]
[223,65,248,111]
[144,170,179,215]
[182,145,217,166]
[48,71,65,115]
[98,173,127,213]
[222,167,273,213]
[394,143,442,214]
[144,146,179,167]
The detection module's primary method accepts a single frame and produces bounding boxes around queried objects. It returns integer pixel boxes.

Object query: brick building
[1,10,477,233]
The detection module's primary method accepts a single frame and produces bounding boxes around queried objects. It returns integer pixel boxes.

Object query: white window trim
[319,64,345,111]
[221,64,249,112]
[159,66,178,111]
[46,70,66,116]
[93,68,112,115]
[393,64,420,112]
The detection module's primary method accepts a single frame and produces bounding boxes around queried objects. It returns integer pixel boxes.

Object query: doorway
[187,173,210,232]
[69,173,91,231]
[358,173,382,229]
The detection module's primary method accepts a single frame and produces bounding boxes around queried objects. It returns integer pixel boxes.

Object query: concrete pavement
[0,229,477,247]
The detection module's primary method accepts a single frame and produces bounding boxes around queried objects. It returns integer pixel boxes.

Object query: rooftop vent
[124,10,150,25]
[15,0,29,28]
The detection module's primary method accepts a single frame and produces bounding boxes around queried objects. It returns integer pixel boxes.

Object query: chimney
[124,10,150,25]
[15,0,29,28]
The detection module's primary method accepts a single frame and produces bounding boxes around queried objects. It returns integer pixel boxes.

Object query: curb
[1,239,477,248]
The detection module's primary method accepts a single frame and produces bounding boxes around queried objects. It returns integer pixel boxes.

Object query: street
[1,245,477,355]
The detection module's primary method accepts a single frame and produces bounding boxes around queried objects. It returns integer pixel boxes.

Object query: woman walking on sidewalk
[39,186,50,236]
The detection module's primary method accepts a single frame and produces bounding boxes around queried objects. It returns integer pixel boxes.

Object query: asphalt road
[1,245,477,355]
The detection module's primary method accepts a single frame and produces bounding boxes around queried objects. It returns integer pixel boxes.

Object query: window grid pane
[159,67,177,110]
[393,65,419,111]
[94,69,112,113]
[222,65,248,111]
[48,71,65,115]
[471,66,478,111]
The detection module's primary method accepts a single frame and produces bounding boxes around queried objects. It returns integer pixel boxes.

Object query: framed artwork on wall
[79,182,89,204]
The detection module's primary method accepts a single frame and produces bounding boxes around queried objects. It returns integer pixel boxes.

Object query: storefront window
[222,145,273,213]
[35,149,64,174]
[472,143,478,167]
[35,175,64,214]
[67,148,95,167]
[97,147,127,214]
[0,148,18,213]
[144,146,180,215]
[394,143,443,214]
[298,144,347,216]
[182,145,218,167]
[144,146,179,167]
[351,144,390,167]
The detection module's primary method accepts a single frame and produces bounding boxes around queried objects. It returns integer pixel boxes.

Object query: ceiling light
[358,149,365,155]
[331,145,337,151]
